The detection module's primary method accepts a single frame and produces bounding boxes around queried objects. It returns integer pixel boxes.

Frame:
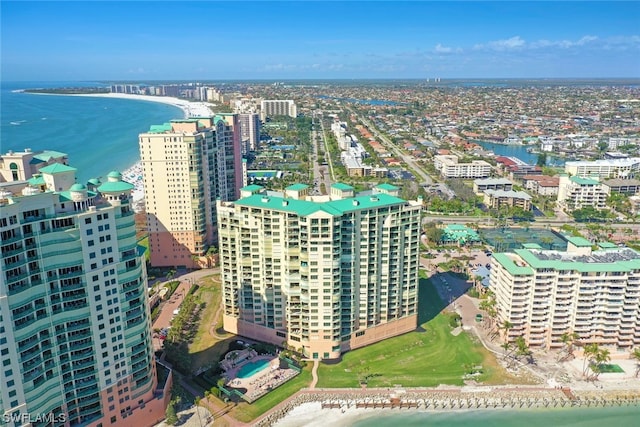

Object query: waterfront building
[473,178,513,194]
[564,158,640,179]
[490,239,640,351]
[260,100,297,120]
[483,189,532,211]
[217,183,422,360]
[0,165,168,426]
[0,148,68,182]
[139,116,243,268]
[557,175,607,211]
[433,155,491,178]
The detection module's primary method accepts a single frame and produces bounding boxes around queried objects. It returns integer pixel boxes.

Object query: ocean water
[1,81,183,182]
[351,405,640,426]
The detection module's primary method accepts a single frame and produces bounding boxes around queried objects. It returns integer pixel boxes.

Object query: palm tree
[592,348,611,381]
[558,332,579,361]
[194,397,203,427]
[500,320,514,343]
[514,335,532,364]
[582,343,599,379]
[479,292,498,332]
[631,348,640,378]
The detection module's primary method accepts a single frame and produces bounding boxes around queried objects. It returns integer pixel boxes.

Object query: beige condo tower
[139,115,243,268]
[217,183,422,360]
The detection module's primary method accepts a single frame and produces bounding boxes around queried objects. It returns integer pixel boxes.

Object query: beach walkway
[309,360,319,389]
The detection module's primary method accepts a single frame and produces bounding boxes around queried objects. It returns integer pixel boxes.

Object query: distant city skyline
[1,1,639,81]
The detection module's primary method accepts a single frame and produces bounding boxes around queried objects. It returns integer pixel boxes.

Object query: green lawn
[315,276,512,388]
[316,312,486,388]
[229,368,312,422]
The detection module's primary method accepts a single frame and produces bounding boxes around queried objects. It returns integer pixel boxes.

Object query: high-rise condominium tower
[139,115,243,268]
[238,113,261,153]
[260,100,297,120]
[0,152,166,427]
[217,183,421,360]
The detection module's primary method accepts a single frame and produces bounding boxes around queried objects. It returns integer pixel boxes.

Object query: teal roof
[331,183,354,191]
[107,171,122,178]
[172,119,200,123]
[58,190,97,203]
[148,123,173,133]
[570,176,599,185]
[565,235,592,247]
[39,163,77,174]
[598,242,618,249]
[241,184,264,192]
[98,181,134,193]
[137,244,147,258]
[69,183,86,191]
[27,175,45,185]
[33,150,67,162]
[522,243,542,249]
[442,224,480,243]
[235,192,407,217]
[376,183,399,191]
[286,184,309,191]
[493,253,535,276]
[87,178,101,186]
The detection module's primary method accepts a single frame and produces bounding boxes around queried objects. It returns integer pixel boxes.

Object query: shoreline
[264,386,640,427]
[59,93,216,207]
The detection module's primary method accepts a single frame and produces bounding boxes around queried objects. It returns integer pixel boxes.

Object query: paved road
[350,109,432,185]
[150,268,219,351]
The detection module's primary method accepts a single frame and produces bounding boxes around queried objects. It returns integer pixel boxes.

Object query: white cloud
[434,43,452,53]
[488,36,526,50]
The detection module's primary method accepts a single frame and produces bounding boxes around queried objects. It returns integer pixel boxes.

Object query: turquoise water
[352,405,640,426]
[1,81,183,182]
[474,140,566,167]
[237,359,270,379]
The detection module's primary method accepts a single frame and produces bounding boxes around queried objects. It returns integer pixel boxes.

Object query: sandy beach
[67,93,215,206]
[267,385,640,427]
[69,92,215,118]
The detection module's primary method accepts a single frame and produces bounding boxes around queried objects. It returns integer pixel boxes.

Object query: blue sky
[2,1,639,80]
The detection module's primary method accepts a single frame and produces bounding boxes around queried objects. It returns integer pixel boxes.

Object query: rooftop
[39,163,77,174]
[570,176,600,185]
[376,183,399,191]
[331,183,354,191]
[235,192,408,217]
[565,235,593,247]
[515,247,640,273]
[286,183,309,191]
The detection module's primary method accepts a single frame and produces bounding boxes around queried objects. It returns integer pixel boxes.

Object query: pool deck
[223,352,299,403]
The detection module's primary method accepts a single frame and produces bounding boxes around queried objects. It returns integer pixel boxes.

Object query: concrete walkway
[309,360,319,389]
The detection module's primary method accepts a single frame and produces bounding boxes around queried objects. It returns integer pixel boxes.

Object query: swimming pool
[236,359,271,379]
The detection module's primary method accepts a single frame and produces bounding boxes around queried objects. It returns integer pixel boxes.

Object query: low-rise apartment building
[557,175,607,211]
[473,178,513,194]
[522,175,560,196]
[483,189,532,211]
[564,158,640,179]
[602,178,640,196]
[433,155,491,178]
